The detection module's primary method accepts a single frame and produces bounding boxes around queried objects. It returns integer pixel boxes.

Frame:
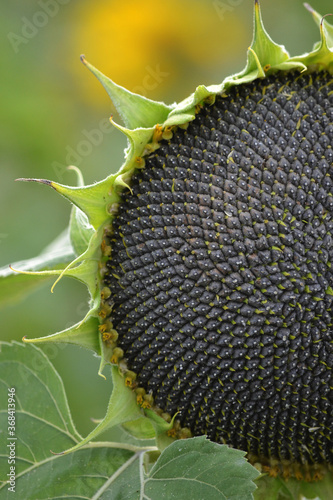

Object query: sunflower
[5,0,333,493]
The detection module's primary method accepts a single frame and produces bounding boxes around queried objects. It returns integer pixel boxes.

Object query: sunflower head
[8,0,333,487]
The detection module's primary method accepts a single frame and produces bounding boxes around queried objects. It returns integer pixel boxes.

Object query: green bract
[2,0,333,488]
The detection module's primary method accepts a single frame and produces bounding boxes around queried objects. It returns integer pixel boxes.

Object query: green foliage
[144,436,259,500]
[0,342,260,499]
[0,230,75,309]
[0,342,81,486]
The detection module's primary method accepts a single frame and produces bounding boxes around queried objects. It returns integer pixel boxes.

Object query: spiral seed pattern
[104,72,333,467]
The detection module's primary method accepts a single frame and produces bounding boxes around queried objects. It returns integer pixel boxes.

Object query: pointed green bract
[58,366,153,455]
[23,316,100,353]
[69,206,94,256]
[305,3,333,47]
[165,85,212,126]
[290,13,333,71]
[110,120,155,174]
[49,178,113,230]
[68,166,95,256]
[122,417,156,440]
[64,259,99,297]
[98,335,114,377]
[241,1,333,75]
[241,0,291,76]
[50,224,103,296]
[140,411,179,452]
[16,176,114,230]
[81,55,174,129]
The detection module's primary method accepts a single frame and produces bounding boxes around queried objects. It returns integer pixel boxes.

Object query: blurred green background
[1,0,332,438]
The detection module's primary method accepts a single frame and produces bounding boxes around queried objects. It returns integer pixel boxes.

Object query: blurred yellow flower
[70,0,247,105]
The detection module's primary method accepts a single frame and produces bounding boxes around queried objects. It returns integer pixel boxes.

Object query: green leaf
[0,229,75,309]
[0,445,138,500]
[0,342,155,499]
[0,342,81,481]
[143,436,260,500]
[1,434,145,499]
